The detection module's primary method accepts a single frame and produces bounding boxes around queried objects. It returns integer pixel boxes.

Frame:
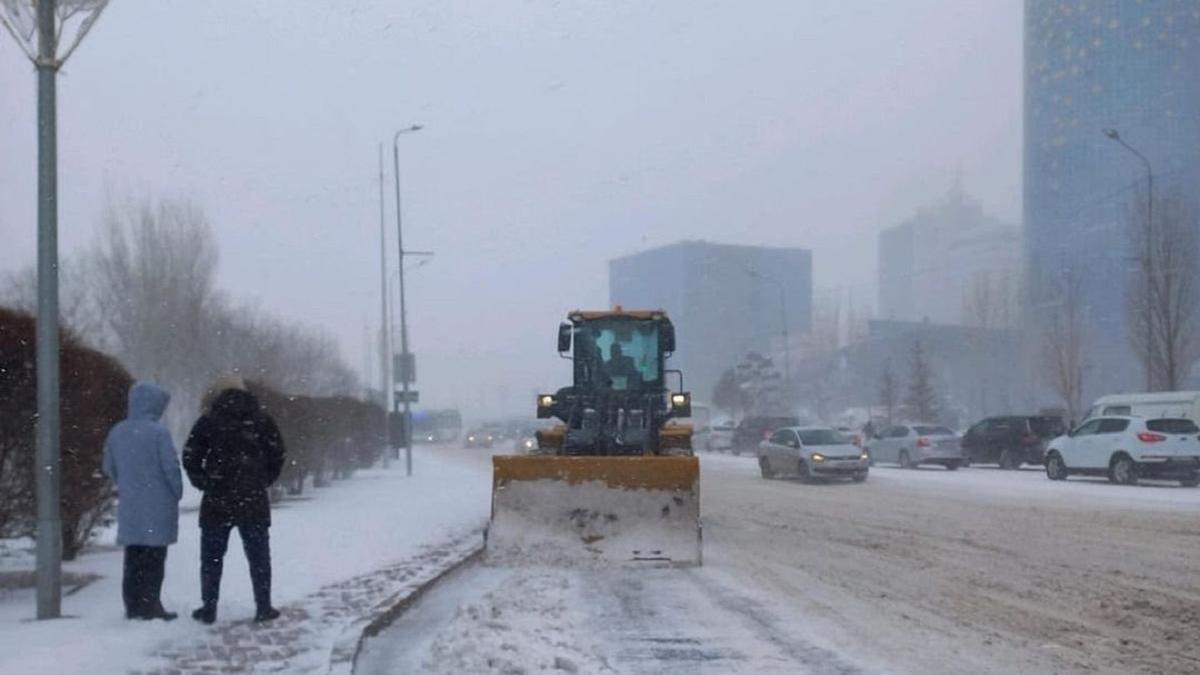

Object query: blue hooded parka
[101,382,183,546]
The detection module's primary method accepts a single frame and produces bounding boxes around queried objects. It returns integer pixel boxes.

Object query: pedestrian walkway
[139,534,481,674]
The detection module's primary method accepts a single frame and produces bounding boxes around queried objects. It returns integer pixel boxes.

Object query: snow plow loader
[487,309,701,566]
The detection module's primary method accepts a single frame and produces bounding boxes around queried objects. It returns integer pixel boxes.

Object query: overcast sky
[0,1,1021,419]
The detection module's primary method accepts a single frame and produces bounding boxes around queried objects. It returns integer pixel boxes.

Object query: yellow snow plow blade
[487,455,702,566]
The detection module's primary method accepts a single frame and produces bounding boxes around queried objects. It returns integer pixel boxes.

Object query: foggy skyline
[0,1,1022,418]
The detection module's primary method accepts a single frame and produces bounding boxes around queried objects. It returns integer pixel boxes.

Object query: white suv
[1045,416,1200,487]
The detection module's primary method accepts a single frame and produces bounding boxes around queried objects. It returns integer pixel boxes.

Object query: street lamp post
[392,124,423,476]
[2,0,111,621]
[1103,128,1154,390]
[377,145,391,415]
[744,268,791,379]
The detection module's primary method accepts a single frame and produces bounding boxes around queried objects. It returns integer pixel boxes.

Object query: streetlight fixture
[1102,127,1154,390]
[392,124,423,476]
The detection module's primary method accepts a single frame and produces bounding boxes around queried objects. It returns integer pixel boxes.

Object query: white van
[1087,391,1200,421]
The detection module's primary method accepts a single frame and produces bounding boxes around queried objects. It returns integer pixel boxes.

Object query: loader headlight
[669,392,691,417]
[537,394,556,419]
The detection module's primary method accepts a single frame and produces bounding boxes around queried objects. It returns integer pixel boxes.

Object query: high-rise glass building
[1025,1,1200,393]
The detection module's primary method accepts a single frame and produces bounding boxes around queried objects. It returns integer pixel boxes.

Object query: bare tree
[89,196,220,432]
[1041,269,1088,423]
[905,340,939,422]
[1128,189,1200,390]
[0,257,106,347]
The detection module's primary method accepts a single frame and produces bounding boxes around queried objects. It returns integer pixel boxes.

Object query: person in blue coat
[101,382,183,621]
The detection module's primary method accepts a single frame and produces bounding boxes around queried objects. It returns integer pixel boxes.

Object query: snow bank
[0,448,490,675]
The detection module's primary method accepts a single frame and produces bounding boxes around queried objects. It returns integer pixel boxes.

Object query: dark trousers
[200,523,272,610]
[123,545,167,617]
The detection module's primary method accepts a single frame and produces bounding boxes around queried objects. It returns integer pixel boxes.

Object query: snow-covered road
[359,450,1200,674]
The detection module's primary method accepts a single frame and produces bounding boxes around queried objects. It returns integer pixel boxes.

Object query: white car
[866,423,963,470]
[707,418,736,452]
[1045,416,1200,487]
[757,426,869,482]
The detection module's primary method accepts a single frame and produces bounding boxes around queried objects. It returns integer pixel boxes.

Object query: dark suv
[961,415,1066,469]
[732,415,800,455]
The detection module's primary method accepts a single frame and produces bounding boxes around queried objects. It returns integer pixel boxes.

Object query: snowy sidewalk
[0,448,491,675]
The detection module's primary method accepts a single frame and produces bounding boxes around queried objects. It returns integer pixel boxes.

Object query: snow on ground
[361,449,1200,675]
[0,447,490,675]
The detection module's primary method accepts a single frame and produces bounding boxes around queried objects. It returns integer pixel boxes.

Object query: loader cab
[564,313,670,393]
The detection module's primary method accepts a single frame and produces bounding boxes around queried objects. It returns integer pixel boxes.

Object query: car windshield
[1146,418,1200,434]
[797,429,850,446]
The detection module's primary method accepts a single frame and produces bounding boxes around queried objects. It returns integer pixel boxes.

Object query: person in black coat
[183,379,286,624]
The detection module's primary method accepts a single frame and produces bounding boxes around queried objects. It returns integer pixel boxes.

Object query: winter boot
[253,606,281,623]
[191,605,216,624]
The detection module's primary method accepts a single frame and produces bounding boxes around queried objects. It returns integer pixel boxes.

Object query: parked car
[757,426,869,482]
[1045,416,1200,487]
[960,415,1065,469]
[866,423,963,470]
[732,415,801,455]
[707,418,736,452]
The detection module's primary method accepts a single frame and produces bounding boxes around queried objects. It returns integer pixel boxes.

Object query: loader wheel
[759,457,775,479]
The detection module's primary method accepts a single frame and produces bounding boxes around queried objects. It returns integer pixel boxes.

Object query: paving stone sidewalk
[133,533,482,675]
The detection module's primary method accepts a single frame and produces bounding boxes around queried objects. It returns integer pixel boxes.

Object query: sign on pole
[393,352,416,384]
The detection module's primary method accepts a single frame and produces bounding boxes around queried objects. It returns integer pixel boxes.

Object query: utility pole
[392,124,422,476]
[378,145,391,414]
[2,0,111,620]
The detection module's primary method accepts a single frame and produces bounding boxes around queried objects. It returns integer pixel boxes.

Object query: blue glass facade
[1025,0,1200,392]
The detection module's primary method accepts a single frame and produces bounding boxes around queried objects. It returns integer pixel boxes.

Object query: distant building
[1025,0,1200,394]
[877,188,1021,327]
[609,241,812,405]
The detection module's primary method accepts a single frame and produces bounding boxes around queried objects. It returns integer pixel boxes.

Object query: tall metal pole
[35,0,62,620]
[392,125,422,476]
[1103,129,1154,390]
[745,269,790,378]
[378,145,391,413]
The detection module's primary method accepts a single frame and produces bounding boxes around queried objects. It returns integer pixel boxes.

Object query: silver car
[757,426,869,482]
[867,423,962,470]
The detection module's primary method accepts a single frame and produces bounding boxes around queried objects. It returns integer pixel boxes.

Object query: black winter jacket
[183,389,286,527]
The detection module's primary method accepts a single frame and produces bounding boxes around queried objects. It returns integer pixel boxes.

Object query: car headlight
[468,435,475,442]
[811,453,826,463]
[524,439,535,448]
[860,453,869,461]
